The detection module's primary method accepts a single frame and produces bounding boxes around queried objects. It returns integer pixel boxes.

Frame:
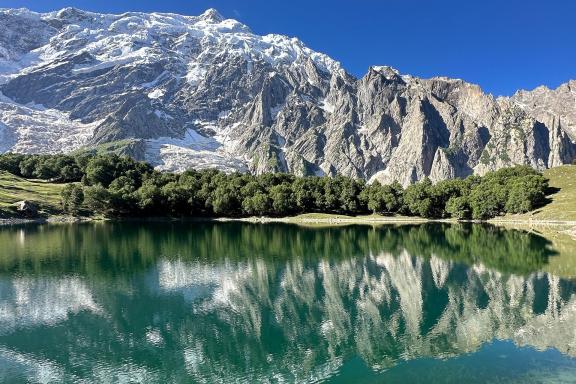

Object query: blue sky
[2,0,575,96]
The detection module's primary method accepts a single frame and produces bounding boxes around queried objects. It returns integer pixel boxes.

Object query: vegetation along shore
[0,153,569,226]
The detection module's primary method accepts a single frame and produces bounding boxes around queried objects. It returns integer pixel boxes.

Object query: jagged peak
[0,7,42,20]
[371,65,400,75]
[517,84,551,95]
[56,7,90,18]
[368,66,406,82]
[515,80,576,97]
[199,8,224,23]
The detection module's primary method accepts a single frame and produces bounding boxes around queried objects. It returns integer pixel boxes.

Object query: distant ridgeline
[0,153,549,220]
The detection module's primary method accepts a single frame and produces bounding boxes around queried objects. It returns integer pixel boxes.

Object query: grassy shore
[240,166,576,227]
[0,171,64,217]
[490,165,576,225]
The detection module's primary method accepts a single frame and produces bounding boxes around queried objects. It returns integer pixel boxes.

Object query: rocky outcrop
[429,148,456,183]
[512,81,576,139]
[548,116,576,167]
[0,7,574,184]
[13,200,38,217]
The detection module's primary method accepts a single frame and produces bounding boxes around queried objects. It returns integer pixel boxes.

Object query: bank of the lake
[2,161,576,234]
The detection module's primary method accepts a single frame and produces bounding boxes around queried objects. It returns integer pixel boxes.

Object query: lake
[0,222,575,383]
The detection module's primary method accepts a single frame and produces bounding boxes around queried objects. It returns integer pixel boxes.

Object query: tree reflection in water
[0,222,573,383]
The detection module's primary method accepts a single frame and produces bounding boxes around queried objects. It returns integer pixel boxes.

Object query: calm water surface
[0,222,575,383]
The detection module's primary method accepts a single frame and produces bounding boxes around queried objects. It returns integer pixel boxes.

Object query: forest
[0,153,549,220]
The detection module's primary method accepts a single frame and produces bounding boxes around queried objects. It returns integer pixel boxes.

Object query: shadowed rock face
[0,8,574,183]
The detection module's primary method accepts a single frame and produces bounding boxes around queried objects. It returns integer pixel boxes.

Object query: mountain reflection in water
[0,222,574,383]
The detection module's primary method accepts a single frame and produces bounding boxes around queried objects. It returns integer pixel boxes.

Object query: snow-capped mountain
[0,7,575,183]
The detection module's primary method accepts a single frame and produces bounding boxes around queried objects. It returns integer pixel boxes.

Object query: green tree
[338,177,364,213]
[270,183,295,216]
[19,157,38,178]
[292,177,321,212]
[61,184,84,215]
[0,153,24,175]
[360,181,402,214]
[211,185,241,216]
[135,180,163,214]
[403,178,434,217]
[84,156,117,187]
[430,179,468,218]
[445,196,470,220]
[505,174,548,214]
[242,192,272,216]
[469,182,507,220]
[360,182,384,214]
[59,164,82,182]
[84,185,112,216]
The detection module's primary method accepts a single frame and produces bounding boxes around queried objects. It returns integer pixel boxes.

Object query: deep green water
[0,222,575,383]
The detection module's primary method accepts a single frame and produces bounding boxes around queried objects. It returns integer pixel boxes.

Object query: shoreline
[1,214,574,242]
[0,216,94,226]
[2,214,575,229]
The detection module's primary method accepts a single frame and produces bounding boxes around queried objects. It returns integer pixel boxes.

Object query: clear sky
[2,0,575,96]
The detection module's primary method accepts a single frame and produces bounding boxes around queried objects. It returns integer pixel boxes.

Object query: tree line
[0,153,549,220]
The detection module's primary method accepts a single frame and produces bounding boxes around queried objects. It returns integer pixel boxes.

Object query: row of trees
[0,153,86,182]
[0,153,549,220]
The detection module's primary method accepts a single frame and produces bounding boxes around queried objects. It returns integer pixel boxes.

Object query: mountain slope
[0,7,575,184]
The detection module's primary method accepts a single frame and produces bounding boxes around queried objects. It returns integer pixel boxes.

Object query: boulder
[13,200,38,217]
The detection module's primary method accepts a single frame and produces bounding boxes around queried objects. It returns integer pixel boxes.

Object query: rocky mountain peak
[0,7,574,184]
[199,8,224,23]
[371,65,401,80]
[55,7,91,19]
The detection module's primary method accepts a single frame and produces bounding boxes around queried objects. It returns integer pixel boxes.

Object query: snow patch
[185,63,207,85]
[24,101,47,111]
[147,89,165,99]
[260,34,340,74]
[0,51,43,83]
[71,48,149,75]
[0,92,99,154]
[372,65,400,77]
[144,127,248,173]
[318,98,335,113]
[358,124,370,134]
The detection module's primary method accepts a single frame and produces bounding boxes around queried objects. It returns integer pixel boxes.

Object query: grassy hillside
[0,171,64,216]
[510,165,576,222]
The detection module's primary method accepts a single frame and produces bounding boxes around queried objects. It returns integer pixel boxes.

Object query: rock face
[0,7,575,184]
[512,81,576,139]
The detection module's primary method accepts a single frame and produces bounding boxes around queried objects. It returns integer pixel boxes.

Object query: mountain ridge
[0,7,574,184]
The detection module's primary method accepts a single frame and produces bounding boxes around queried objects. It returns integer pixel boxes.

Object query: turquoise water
[0,222,575,383]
